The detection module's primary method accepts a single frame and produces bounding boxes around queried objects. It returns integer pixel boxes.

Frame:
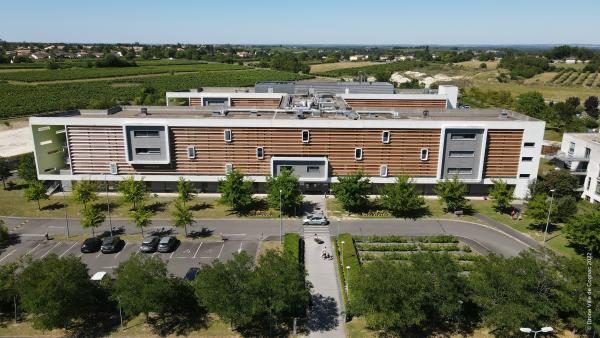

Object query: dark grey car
[157,236,178,253]
[139,236,160,253]
[101,236,123,254]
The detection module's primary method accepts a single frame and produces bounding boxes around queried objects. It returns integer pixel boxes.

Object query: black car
[81,237,101,253]
[184,267,200,281]
[101,236,123,253]
[139,236,160,253]
[157,236,177,253]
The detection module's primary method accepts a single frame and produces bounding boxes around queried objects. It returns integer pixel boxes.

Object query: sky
[1,0,599,45]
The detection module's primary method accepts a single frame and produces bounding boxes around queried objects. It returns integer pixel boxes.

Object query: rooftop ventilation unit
[499,110,509,119]
[296,113,306,119]
[212,110,227,117]
[140,107,148,116]
[422,110,430,118]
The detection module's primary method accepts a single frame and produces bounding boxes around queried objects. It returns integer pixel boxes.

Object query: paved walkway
[304,225,345,338]
[473,213,542,250]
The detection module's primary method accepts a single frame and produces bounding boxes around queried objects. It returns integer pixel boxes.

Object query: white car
[302,215,329,225]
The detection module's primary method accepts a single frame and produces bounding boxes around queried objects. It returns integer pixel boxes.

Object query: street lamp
[340,240,345,267]
[61,188,70,238]
[337,219,341,236]
[279,189,283,244]
[543,189,555,243]
[105,174,113,237]
[345,265,351,300]
[520,326,553,338]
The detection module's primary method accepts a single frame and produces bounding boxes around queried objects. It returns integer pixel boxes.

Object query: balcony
[547,151,590,162]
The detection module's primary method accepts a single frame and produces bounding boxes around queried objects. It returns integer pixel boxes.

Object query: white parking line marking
[0,249,17,263]
[216,242,225,259]
[77,252,84,258]
[152,252,158,257]
[19,234,45,237]
[96,251,103,258]
[26,243,41,255]
[193,242,203,259]
[115,243,128,258]
[48,226,65,229]
[238,241,244,253]
[40,242,62,258]
[169,250,175,259]
[198,256,214,259]
[59,242,79,258]
[223,233,247,236]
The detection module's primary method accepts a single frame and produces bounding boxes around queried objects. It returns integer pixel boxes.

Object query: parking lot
[0,235,259,277]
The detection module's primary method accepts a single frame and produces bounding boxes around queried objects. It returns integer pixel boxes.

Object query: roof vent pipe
[499,110,509,119]
[422,110,429,118]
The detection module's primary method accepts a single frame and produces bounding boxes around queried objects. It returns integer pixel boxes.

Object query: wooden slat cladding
[67,126,135,175]
[484,129,523,178]
[230,98,281,107]
[345,99,447,108]
[171,127,441,177]
[190,98,202,106]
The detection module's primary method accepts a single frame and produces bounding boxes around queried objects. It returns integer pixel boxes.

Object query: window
[302,130,310,143]
[355,148,363,160]
[420,148,429,161]
[225,163,233,174]
[133,130,159,138]
[380,165,388,177]
[523,142,535,147]
[109,162,118,175]
[280,165,293,173]
[448,150,474,158]
[586,177,591,191]
[521,156,533,162]
[447,168,472,175]
[585,147,591,159]
[186,146,196,159]
[224,129,232,143]
[307,166,320,173]
[568,142,576,154]
[596,183,600,195]
[135,148,161,155]
[519,174,531,178]
[451,133,476,140]
[256,147,264,160]
[381,131,390,144]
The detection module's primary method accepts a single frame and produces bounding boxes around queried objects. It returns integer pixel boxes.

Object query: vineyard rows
[0,63,245,82]
[0,69,310,119]
[320,60,430,77]
[548,68,600,87]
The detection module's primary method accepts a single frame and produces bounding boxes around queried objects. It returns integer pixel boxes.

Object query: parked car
[139,236,160,253]
[302,214,329,225]
[101,236,123,253]
[184,267,201,281]
[157,236,178,253]
[81,237,101,253]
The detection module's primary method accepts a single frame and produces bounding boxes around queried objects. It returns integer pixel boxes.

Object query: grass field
[309,61,376,73]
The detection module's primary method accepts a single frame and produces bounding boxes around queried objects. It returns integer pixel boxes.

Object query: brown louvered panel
[345,99,447,108]
[67,126,135,175]
[484,129,523,178]
[171,127,441,177]
[230,98,281,107]
[190,98,202,106]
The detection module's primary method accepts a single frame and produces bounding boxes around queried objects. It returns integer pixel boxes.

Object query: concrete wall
[441,129,485,180]
[124,125,170,164]
[31,124,69,177]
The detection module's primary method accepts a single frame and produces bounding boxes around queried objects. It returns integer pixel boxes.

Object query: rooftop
[58,105,539,122]
[567,132,600,145]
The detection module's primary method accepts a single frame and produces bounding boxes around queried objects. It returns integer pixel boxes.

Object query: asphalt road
[1,216,532,257]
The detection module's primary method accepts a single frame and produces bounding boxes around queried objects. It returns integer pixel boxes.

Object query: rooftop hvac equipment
[140,107,148,116]
[345,111,360,120]
[499,110,509,119]
[392,111,401,118]
[422,110,430,118]
[212,110,227,117]
[296,113,306,119]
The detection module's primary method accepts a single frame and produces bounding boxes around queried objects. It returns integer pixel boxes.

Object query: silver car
[302,215,329,225]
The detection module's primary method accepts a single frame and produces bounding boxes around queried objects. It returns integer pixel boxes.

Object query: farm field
[0,68,311,119]
[0,63,245,82]
[309,61,376,73]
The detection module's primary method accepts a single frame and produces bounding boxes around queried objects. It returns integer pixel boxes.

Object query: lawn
[544,129,564,142]
[0,181,281,220]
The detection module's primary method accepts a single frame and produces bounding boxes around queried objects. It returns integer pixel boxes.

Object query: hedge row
[353,235,458,244]
[337,234,361,305]
[283,233,301,263]
[356,242,471,253]
[360,251,483,262]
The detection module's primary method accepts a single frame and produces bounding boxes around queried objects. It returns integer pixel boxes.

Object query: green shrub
[354,235,458,244]
[283,233,301,263]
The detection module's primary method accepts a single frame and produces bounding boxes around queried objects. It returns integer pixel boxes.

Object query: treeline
[0,249,308,336]
[499,54,552,78]
[257,52,310,74]
[350,249,599,337]
[544,45,598,60]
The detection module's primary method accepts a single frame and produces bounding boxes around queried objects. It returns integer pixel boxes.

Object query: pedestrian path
[303,225,345,338]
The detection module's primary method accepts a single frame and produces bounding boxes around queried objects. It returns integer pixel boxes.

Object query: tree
[353,253,470,336]
[17,153,37,182]
[118,176,148,210]
[71,180,98,211]
[0,262,19,317]
[112,255,168,321]
[563,208,600,255]
[0,157,10,189]
[526,194,553,227]
[479,62,487,69]
[434,176,468,213]
[514,91,547,118]
[469,251,565,337]
[218,169,254,212]
[24,180,48,210]
[16,255,99,330]
[379,175,427,218]
[584,95,599,118]
[172,199,193,236]
[331,170,371,213]
[130,205,152,237]
[80,205,105,236]
[553,195,578,223]
[266,168,303,216]
[488,179,514,212]
[176,177,195,206]
[0,220,9,244]
[536,169,579,198]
